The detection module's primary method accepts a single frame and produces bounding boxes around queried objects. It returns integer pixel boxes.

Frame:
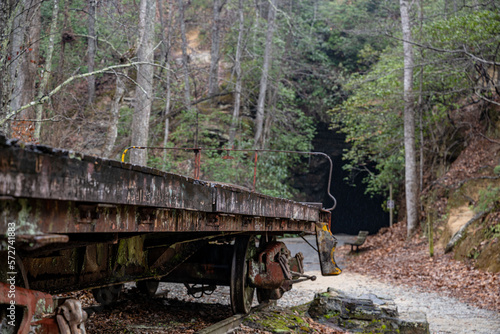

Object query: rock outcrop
[308,288,429,334]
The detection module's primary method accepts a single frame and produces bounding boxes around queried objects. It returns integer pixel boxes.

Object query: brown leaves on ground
[85,293,232,334]
[338,222,500,312]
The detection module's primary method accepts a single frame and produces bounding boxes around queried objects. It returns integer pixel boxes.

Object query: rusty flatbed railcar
[0,135,341,333]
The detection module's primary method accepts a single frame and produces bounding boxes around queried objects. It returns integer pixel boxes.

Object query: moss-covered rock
[308,288,429,334]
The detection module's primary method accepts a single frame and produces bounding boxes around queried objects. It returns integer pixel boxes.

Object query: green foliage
[494,165,500,175]
[329,3,500,199]
[475,186,500,213]
[317,0,396,72]
[330,46,405,195]
[487,224,500,239]
[421,10,500,51]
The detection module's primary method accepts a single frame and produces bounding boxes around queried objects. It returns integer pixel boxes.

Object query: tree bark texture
[87,0,97,105]
[103,68,127,158]
[0,0,17,136]
[208,0,225,98]
[400,0,419,237]
[158,0,174,153]
[253,0,277,149]
[228,0,244,148]
[35,0,59,140]
[9,0,40,120]
[130,0,157,165]
[178,0,191,109]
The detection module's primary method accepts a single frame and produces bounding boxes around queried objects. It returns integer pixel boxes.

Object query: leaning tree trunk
[400,0,419,237]
[253,0,277,149]
[130,0,156,165]
[87,0,97,105]
[228,0,244,148]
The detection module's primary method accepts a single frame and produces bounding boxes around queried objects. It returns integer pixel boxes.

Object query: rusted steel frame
[121,146,337,210]
[0,198,317,235]
[165,242,233,286]
[22,236,212,294]
[0,282,59,333]
[0,143,320,226]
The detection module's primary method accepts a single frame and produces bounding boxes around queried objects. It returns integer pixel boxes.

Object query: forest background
[0,0,499,264]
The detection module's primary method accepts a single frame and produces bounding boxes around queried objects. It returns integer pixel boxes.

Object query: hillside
[339,105,500,311]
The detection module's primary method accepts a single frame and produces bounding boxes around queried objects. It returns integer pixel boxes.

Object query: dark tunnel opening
[293,122,389,235]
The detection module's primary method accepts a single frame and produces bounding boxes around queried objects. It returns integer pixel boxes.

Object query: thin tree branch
[474,92,500,106]
[74,33,122,57]
[0,61,169,126]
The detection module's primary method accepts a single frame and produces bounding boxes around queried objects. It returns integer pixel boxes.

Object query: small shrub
[475,186,500,213]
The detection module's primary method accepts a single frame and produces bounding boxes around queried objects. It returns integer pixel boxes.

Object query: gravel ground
[277,270,500,334]
[160,236,500,334]
[82,235,500,333]
[154,269,500,334]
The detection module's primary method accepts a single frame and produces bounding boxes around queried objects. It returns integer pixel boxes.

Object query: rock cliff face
[293,122,389,234]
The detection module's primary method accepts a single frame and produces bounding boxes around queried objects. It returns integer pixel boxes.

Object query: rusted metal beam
[0,198,317,235]
[0,282,59,333]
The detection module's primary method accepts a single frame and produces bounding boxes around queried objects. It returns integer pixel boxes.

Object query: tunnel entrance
[293,122,389,235]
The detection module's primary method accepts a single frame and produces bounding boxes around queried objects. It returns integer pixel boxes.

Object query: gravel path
[145,236,500,334]
[162,269,500,334]
[277,270,500,334]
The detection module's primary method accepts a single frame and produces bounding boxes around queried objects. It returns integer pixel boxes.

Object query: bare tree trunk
[253,0,277,149]
[252,0,260,54]
[228,0,244,148]
[56,0,71,88]
[158,0,174,154]
[87,0,97,105]
[9,0,28,119]
[34,0,59,140]
[130,0,156,165]
[9,0,40,130]
[103,68,127,158]
[400,0,419,237]
[208,0,225,99]
[177,0,198,146]
[0,0,18,136]
[417,0,424,196]
[178,0,191,110]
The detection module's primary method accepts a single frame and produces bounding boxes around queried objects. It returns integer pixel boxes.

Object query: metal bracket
[315,223,342,276]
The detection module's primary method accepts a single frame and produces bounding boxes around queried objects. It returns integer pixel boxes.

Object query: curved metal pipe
[122,146,337,211]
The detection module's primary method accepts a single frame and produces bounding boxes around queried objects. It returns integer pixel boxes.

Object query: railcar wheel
[230,236,256,314]
[137,280,159,297]
[92,284,123,305]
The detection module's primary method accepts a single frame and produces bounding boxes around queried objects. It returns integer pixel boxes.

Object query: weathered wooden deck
[0,135,325,236]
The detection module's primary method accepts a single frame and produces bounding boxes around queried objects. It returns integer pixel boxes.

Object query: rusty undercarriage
[0,135,341,334]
